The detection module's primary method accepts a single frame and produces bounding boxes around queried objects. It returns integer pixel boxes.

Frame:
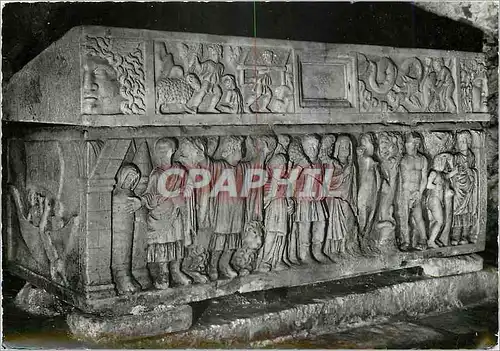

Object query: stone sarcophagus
[3,26,490,334]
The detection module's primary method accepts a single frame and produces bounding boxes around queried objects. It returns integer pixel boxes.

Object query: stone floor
[2,269,498,349]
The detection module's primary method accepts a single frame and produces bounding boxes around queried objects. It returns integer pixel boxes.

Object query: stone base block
[70,268,497,346]
[418,254,484,277]
[67,304,192,341]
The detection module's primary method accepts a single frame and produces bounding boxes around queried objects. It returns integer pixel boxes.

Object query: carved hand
[126,196,142,213]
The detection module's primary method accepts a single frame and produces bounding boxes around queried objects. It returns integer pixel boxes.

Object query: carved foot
[450,240,459,246]
[399,243,410,252]
[275,262,290,271]
[312,244,330,264]
[220,266,238,280]
[114,273,142,295]
[413,243,427,251]
[458,240,469,245]
[148,262,170,290]
[239,268,251,277]
[256,262,272,273]
[208,272,218,281]
[185,271,209,284]
[426,240,439,249]
[171,270,192,286]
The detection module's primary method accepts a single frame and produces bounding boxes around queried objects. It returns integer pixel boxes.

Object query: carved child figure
[425,153,454,248]
[231,221,264,276]
[112,163,142,295]
[397,132,428,251]
[217,75,243,114]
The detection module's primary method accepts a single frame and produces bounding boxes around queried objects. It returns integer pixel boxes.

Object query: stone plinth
[3,26,491,338]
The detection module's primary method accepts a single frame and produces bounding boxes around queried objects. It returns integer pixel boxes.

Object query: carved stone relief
[358,54,458,113]
[155,42,294,114]
[82,36,146,115]
[6,140,82,287]
[460,58,488,113]
[78,129,480,295]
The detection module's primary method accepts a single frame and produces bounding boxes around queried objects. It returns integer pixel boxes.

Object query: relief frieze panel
[358,54,459,113]
[154,41,294,114]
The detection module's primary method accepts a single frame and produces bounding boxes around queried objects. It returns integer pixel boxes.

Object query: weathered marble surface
[2,26,492,338]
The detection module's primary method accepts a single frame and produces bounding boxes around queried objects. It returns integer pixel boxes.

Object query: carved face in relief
[302,135,320,161]
[175,139,205,165]
[262,50,274,66]
[456,132,471,153]
[404,133,422,156]
[82,55,125,114]
[219,136,243,165]
[154,138,177,167]
[221,75,236,90]
[432,58,444,72]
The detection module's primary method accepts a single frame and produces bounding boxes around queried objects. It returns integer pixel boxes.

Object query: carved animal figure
[156,74,201,112]
[367,58,397,94]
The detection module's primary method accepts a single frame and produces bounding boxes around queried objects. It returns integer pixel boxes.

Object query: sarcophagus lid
[4,25,489,127]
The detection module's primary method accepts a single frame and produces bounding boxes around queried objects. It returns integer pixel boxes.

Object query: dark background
[2,1,484,86]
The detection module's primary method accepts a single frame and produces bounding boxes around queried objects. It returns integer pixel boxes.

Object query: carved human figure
[257,153,294,272]
[187,44,224,113]
[231,221,264,276]
[376,132,403,226]
[356,133,382,238]
[425,153,454,248]
[289,135,329,264]
[127,138,192,289]
[432,58,456,113]
[449,131,478,245]
[217,75,243,113]
[397,132,428,251]
[174,138,210,284]
[247,50,274,112]
[112,163,142,295]
[207,136,251,281]
[324,135,360,258]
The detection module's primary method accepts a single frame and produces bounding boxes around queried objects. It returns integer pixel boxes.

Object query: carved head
[377,132,403,162]
[207,44,223,62]
[262,50,274,65]
[404,132,423,156]
[116,163,141,191]
[175,138,206,165]
[432,57,444,72]
[221,75,236,90]
[433,153,452,172]
[456,131,472,153]
[277,135,291,151]
[242,221,264,250]
[82,55,124,115]
[186,74,201,91]
[83,36,145,114]
[359,133,375,157]
[154,138,177,167]
[333,135,353,165]
[301,134,321,161]
[255,135,277,159]
[218,136,244,165]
